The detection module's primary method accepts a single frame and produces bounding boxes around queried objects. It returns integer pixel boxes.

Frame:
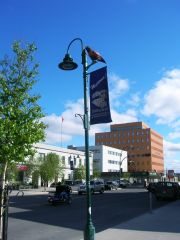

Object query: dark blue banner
[90,66,112,125]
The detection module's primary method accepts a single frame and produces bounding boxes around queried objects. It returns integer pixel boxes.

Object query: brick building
[95,122,164,173]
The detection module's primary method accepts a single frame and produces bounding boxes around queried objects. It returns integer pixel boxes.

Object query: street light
[119,152,127,181]
[58,38,100,240]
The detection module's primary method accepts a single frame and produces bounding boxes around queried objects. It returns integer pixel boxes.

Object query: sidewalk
[9,187,49,196]
[96,199,180,240]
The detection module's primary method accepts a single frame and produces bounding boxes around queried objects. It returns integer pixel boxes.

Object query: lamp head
[58,53,78,70]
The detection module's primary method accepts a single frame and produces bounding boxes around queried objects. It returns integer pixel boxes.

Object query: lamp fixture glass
[58,53,78,70]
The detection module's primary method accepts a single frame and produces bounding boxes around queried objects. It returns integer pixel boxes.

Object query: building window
[68,156,71,165]
[39,153,45,161]
[61,156,65,165]
[74,156,76,166]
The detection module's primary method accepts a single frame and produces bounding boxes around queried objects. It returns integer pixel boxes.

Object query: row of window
[97,130,149,138]
[97,138,149,145]
[97,142,150,151]
[135,162,150,166]
[129,153,151,158]
[108,150,122,156]
[38,153,82,167]
[92,149,100,153]
[111,126,142,131]
[108,160,120,165]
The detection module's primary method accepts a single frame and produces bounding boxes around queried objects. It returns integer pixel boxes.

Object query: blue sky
[1,0,180,172]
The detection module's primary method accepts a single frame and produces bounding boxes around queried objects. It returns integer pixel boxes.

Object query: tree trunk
[0,161,8,240]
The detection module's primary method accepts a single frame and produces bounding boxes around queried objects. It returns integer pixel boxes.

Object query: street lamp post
[58,38,96,240]
[119,152,127,181]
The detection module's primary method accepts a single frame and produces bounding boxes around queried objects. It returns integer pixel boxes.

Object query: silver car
[78,180,105,195]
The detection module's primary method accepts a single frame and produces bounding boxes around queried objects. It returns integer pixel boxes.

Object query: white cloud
[128,93,141,106]
[163,140,180,172]
[142,69,180,124]
[168,131,180,140]
[44,130,72,145]
[41,69,180,172]
[164,159,180,172]
[41,73,136,145]
[109,74,129,108]
[171,119,180,129]
[111,108,138,124]
[164,140,180,152]
[109,74,129,93]
[42,102,138,145]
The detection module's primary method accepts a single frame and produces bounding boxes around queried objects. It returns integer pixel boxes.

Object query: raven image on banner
[90,66,112,125]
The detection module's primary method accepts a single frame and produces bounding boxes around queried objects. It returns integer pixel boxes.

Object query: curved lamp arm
[66,38,84,53]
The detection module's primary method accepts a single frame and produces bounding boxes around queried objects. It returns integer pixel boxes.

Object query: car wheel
[156,195,161,201]
[100,188,104,194]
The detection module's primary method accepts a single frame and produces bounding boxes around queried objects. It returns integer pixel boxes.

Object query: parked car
[147,182,157,193]
[115,179,130,188]
[154,181,180,200]
[50,182,56,188]
[104,181,118,190]
[64,180,74,186]
[78,180,105,195]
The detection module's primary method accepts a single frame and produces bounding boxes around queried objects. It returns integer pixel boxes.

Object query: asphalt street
[8,188,170,240]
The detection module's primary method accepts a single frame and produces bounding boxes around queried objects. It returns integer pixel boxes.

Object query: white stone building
[32,143,93,186]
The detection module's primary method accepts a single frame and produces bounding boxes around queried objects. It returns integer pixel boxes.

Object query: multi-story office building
[95,122,164,173]
[74,145,127,174]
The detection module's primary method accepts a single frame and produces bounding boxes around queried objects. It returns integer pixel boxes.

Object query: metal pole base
[84,223,95,240]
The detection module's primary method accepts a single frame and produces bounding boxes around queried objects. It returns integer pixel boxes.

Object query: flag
[61,116,64,122]
[85,46,106,63]
[90,66,112,125]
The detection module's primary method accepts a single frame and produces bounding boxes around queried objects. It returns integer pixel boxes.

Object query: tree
[92,166,101,179]
[0,41,46,238]
[74,165,86,180]
[39,153,64,190]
